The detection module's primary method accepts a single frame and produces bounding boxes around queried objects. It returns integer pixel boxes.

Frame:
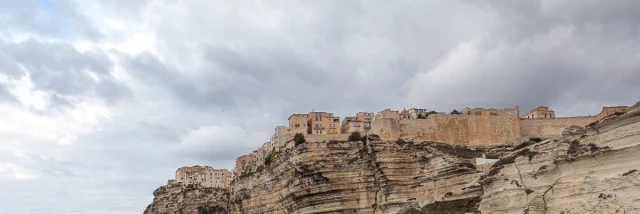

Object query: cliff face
[144,103,640,214]
[477,102,640,214]
[229,135,500,214]
[143,184,229,214]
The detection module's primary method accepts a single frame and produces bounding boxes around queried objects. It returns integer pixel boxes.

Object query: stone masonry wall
[371,109,521,146]
[519,117,596,138]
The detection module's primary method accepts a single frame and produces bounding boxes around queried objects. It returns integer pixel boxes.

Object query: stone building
[288,114,308,135]
[408,108,428,119]
[175,166,231,188]
[270,126,290,151]
[596,106,627,120]
[309,112,341,135]
[400,109,411,120]
[521,106,555,119]
[375,109,400,120]
[288,112,341,135]
[224,176,232,189]
[341,112,375,134]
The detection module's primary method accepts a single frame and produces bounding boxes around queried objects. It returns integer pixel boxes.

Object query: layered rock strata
[229,136,496,214]
[143,184,229,214]
[144,102,640,214]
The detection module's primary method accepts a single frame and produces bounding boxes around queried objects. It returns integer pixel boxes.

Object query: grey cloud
[0,40,131,106]
[1,1,640,214]
[406,0,640,115]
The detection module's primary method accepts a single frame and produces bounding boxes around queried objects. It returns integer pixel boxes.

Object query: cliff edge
[144,102,640,214]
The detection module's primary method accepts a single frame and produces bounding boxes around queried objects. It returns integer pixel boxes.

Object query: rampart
[371,108,521,146]
[519,116,596,138]
[304,134,349,143]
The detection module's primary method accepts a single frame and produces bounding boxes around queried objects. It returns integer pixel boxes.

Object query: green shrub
[417,113,427,119]
[294,133,305,146]
[349,132,362,141]
[450,109,461,114]
[264,150,277,165]
[256,165,264,173]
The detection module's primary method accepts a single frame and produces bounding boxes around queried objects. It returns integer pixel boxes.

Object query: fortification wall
[304,134,349,143]
[371,109,520,146]
[519,117,596,138]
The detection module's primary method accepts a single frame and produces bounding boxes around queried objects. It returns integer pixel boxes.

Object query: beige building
[521,106,555,119]
[375,109,400,120]
[175,166,231,189]
[224,176,232,189]
[408,108,428,119]
[342,112,375,134]
[289,112,341,135]
[270,126,290,151]
[400,109,411,120]
[288,114,309,135]
[309,112,341,135]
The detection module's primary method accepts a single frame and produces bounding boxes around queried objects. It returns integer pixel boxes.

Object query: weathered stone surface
[229,138,487,214]
[478,102,640,214]
[561,125,585,136]
[143,184,229,214]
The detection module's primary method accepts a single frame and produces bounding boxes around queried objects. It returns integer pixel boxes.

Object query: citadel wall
[371,108,521,146]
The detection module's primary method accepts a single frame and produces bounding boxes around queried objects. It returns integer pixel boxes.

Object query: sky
[0,0,639,213]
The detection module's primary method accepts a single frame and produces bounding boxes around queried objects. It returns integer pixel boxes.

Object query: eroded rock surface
[478,102,640,214]
[229,137,489,214]
[143,184,229,214]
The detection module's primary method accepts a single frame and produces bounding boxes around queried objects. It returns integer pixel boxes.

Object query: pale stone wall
[371,107,521,146]
[519,117,597,138]
[270,126,290,152]
[305,133,349,142]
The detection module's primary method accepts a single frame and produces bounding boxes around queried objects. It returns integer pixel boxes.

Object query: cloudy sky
[0,0,639,213]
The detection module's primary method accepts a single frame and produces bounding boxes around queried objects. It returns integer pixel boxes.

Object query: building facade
[408,108,428,119]
[270,126,290,151]
[288,112,341,135]
[375,109,400,120]
[309,112,341,135]
[175,166,231,188]
[521,106,555,119]
[288,114,309,135]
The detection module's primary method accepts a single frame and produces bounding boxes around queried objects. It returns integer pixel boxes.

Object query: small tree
[424,111,437,118]
[450,109,461,114]
[264,150,277,165]
[294,133,305,146]
[348,132,362,141]
[417,113,427,119]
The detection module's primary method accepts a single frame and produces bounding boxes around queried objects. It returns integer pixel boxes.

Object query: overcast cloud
[0,0,639,213]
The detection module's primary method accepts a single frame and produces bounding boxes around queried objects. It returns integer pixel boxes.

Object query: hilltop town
[146,102,640,214]
[167,105,627,188]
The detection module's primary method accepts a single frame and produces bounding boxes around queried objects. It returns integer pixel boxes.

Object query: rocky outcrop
[478,102,640,214]
[145,102,640,214]
[143,184,229,214]
[229,136,492,214]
